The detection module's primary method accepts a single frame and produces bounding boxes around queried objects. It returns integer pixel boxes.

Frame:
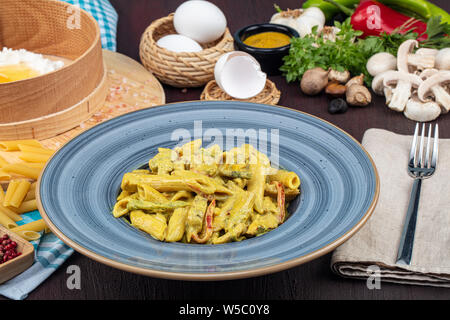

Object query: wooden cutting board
[0,50,165,167]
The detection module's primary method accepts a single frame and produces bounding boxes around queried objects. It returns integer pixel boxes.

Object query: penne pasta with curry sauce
[113,141,301,244]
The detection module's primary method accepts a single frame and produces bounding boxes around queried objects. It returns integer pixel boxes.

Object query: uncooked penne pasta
[17,144,54,155]
[2,164,41,179]
[3,180,19,207]
[14,230,41,241]
[0,169,11,181]
[0,185,4,203]
[24,183,36,201]
[0,155,9,167]
[0,204,22,222]
[18,152,51,163]
[5,179,31,208]
[9,199,37,214]
[0,139,43,151]
[10,219,46,233]
[21,162,46,169]
[0,210,17,229]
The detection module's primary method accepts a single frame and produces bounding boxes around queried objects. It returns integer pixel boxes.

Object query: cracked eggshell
[174,0,227,44]
[214,51,267,99]
[156,34,203,52]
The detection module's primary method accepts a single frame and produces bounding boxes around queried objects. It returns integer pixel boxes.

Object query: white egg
[156,34,203,52]
[214,51,266,99]
[174,0,227,44]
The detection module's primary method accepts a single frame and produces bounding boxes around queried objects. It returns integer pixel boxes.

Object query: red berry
[10,241,16,248]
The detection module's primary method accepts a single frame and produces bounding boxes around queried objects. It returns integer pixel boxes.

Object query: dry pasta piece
[14,230,41,241]
[10,219,46,234]
[24,182,36,201]
[0,155,9,167]
[0,210,17,229]
[0,204,22,222]
[4,179,31,208]
[9,199,37,214]
[0,139,42,151]
[18,152,51,163]
[17,144,54,155]
[2,164,41,179]
[0,185,4,203]
[21,162,46,169]
[0,169,11,181]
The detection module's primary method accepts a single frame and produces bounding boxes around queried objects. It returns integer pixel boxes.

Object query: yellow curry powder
[243,32,291,48]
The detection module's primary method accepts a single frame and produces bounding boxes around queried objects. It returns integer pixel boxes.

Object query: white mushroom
[328,69,350,83]
[404,97,441,122]
[435,48,450,70]
[371,70,391,95]
[415,48,439,57]
[417,71,450,113]
[382,71,423,112]
[398,39,434,72]
[419,68,439,80]
[366,52,397,77]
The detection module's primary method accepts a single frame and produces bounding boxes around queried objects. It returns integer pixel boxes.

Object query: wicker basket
[0,0,107,140]
[200,80,281,105]
[139,14,234,88]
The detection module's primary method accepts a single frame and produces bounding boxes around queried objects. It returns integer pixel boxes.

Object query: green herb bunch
[280,16,450,87]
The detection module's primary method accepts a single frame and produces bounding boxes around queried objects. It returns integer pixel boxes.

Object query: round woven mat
[200,79,281,105]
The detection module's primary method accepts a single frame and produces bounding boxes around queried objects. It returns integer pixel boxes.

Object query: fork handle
[396,178,422,265]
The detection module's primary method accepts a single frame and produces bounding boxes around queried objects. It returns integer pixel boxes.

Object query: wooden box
[0,225,34,284]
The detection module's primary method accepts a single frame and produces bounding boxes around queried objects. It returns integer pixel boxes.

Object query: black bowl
[233,23,299,76]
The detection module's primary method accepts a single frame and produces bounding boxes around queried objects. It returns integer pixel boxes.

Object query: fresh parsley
[280,16,450,87]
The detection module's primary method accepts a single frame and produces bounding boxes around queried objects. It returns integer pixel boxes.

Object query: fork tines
[409,123,439,176]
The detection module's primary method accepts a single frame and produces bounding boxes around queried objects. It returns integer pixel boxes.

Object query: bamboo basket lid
[0,50,165,169]
[0,0,104,125]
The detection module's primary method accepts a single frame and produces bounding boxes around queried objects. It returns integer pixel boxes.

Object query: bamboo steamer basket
[0,0,106,140]
[139,14,234,88]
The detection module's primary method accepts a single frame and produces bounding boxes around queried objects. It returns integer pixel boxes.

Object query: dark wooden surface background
[25,0,450,299]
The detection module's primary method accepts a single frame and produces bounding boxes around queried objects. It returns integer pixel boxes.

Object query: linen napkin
[0,211,74,300]
[331,128,450,287]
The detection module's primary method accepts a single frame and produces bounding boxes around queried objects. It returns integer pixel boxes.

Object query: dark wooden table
[26,0,450,299]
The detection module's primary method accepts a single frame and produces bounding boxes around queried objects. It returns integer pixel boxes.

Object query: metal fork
[396,123,439,265]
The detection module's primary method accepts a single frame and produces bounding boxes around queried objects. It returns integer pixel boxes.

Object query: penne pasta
[0,204,23,222]
[2,164,41,179]
[18,152,51,163]
[0,155,9,167]
[113,140,301,244]
[4,179,31,208]
[9,199,38,214]
[24,182,36,201]
[10,219,46,233]
[17,144,54,155]
[14,230,41,241]
[268,170,301,189]
[0,169,11,181]
[0,209,17,229]
[0,139,43,151]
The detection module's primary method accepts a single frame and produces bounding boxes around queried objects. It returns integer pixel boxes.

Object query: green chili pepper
[378,0,450,24]
[302,0,359,21]
[303,0,450,24]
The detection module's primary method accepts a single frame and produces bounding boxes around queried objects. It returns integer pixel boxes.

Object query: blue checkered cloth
[0,211,74,300]
[63,0,118,51]
[0,1,118,300]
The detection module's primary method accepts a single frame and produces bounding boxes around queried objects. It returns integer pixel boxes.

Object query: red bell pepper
[326,0,428,40]
[191,199,216,244]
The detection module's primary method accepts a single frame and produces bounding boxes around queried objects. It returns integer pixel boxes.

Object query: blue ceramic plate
[38,101,379,280]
